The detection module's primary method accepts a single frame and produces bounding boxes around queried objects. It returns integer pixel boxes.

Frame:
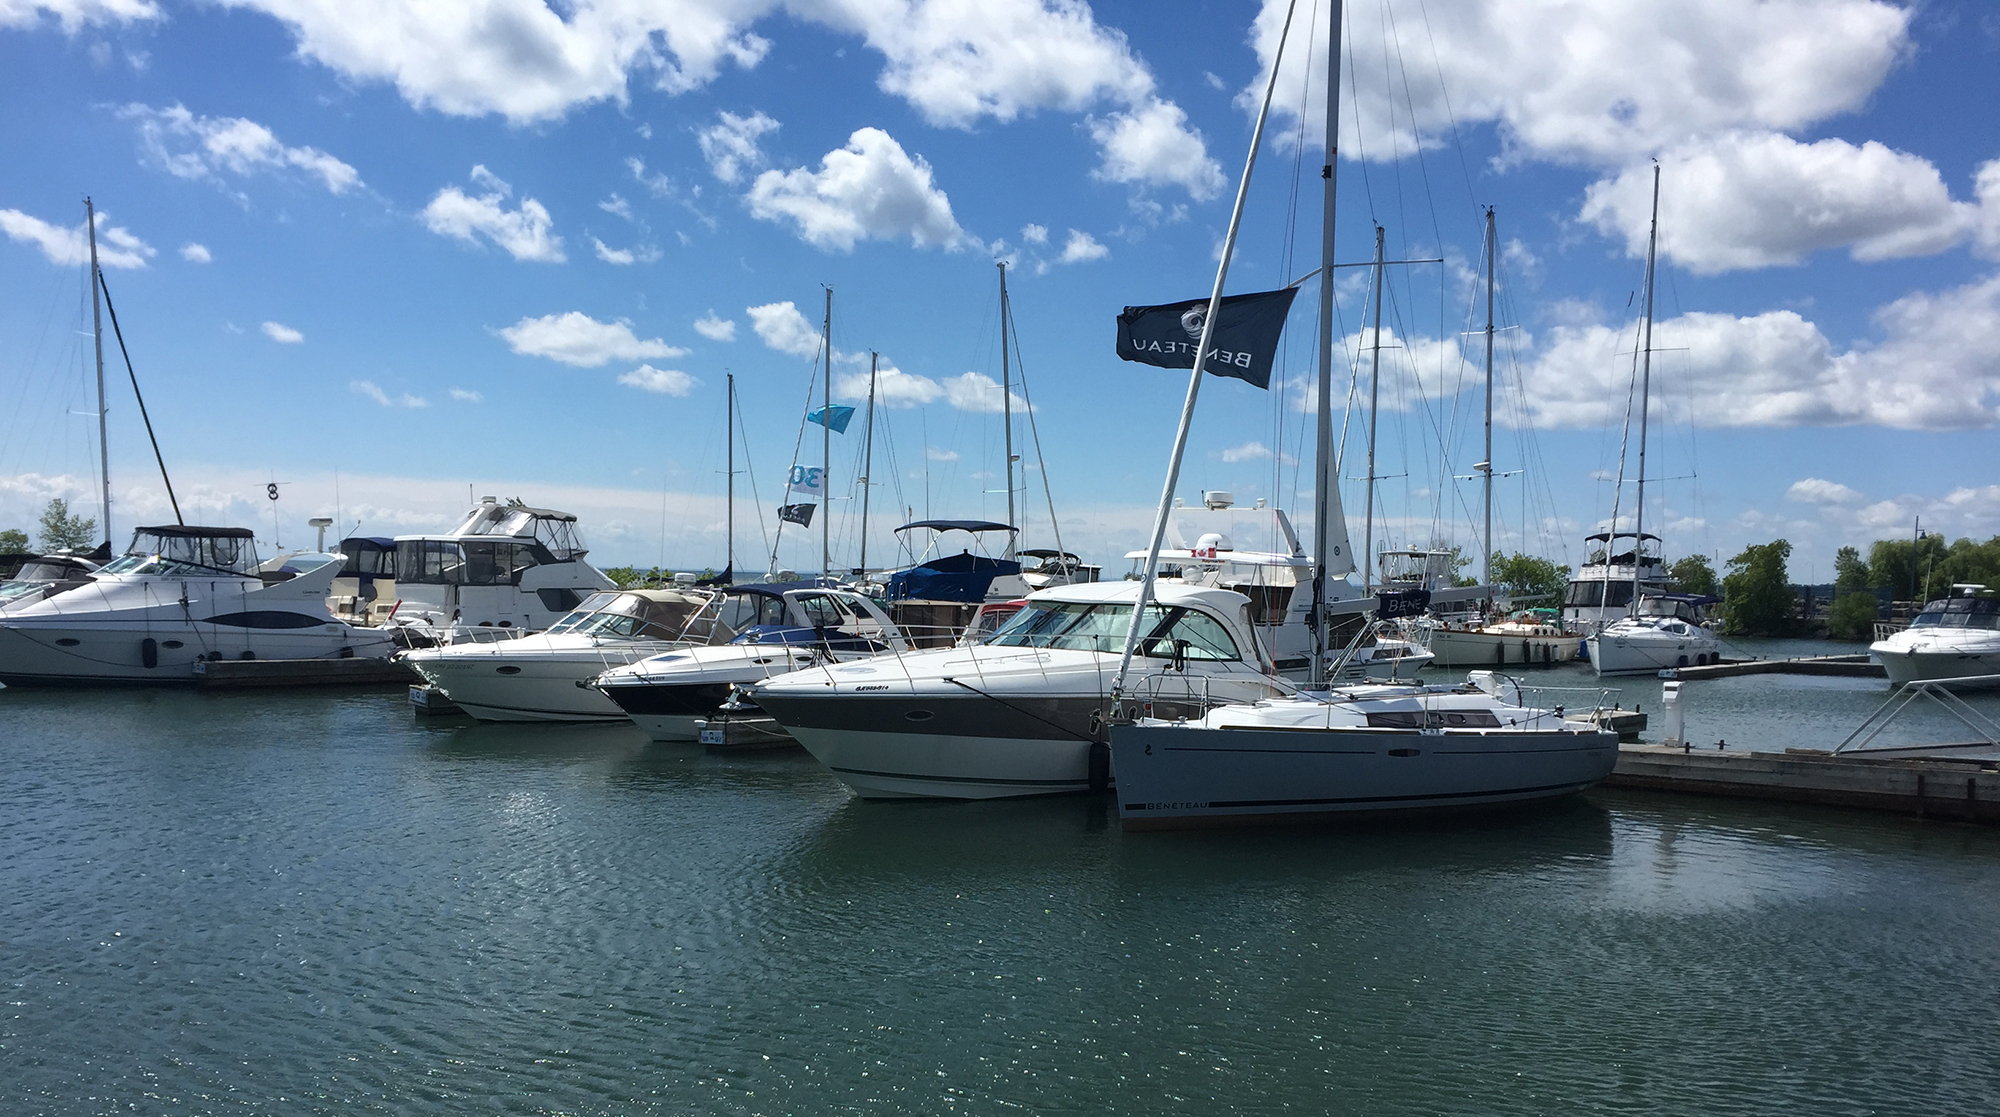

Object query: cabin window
[397,541,464,584]
[1138,608,1240,662]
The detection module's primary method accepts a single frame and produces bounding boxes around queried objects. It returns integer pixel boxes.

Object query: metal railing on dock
[1834,674,2000,754]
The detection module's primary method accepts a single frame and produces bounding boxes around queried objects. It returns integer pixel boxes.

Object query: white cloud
[119,103,361,194]
[498,311,685,367]
[1087,98,1224,201]
[693,312,736,342]
[697,109,778,184]
[261,320,303,343]
[837,364,942,408]
[0,207,154,269]
[421,165,564,262]
[626,155,675,198]
[448,387,483,402]
[1582,133,1976,274]
[746,300,822,358]
[1220,441,1276,463]
[1520,272,2000,430]
[1,0,160,32]
[618,364,698,396]
[179,242,211,263]
[1976,159,2000,261]
[942,371,1030,414]
[351,379,426,407]
[590,236,658,265]
[925,446,959,462]
[1787,478,1865,506]
[1020,223,1047,245]
[1245,0,1910,167]
[1058,228,1108,264]
[746,127,969,252]
[215,0,771,124]
[598,193,633,221]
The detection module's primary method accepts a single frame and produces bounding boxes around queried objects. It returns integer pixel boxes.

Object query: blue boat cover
[884,551,1022,603]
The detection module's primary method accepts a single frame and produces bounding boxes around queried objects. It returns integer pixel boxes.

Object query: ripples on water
[3,686,1998,1115]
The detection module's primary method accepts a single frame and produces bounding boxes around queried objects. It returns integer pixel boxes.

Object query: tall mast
[725,373,735,576]
[821,286,832,580]
[998,261,1017,562]
[860,352,878,575]
[1361,224,1386,593]
[1481,207,1496,593]
[1632,165,1660,611]
[86,197,111,548]
[1309,0,1347,688]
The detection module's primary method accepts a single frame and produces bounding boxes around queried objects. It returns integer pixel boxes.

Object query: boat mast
[998,261,1017,563]
[86,197,111,548]
[1360,224,1386,593]
[726,373,735,576]
[1111,0,1301,699]
[821,286,832,580]
[860,352,878,576]
[1632,165,1660,611]
[1309,0,1346,689]
[1481,207,1496,594]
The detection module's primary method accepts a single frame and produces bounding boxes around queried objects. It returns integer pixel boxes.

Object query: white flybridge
[0,525,395,684]
[1124,491,1429,682]
[1584,167,1720,676]
[384,497,616,643]
[1106,0,1618,828]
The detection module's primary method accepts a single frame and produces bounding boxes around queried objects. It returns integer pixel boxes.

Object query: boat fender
[240,650,256,661]
[141,637,158,669]
[1087,740,1111,793]
[338,645,354,659]
[1676,655,1688,668]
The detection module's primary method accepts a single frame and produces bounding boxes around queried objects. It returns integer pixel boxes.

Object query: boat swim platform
[192,656,421,689]
[1604,741,2000,825]
[1664,654,1884,680]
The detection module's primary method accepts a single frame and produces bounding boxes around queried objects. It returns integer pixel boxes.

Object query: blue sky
[2,0,1997,585]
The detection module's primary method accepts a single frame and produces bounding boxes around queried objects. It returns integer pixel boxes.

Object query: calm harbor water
[5,674,2000,1116]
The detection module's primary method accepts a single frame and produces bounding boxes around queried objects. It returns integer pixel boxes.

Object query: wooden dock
[193,656,420,689]
[1668,654,1883,680]
[1605,742,2000,824]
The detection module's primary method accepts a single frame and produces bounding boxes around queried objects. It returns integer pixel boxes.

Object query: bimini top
[1021,548,1083,561]
[1584,531,1661,543]
[895,519,1017,534]
[137,525,256,539]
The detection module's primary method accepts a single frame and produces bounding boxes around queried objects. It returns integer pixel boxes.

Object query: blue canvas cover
[884,551,1022,603]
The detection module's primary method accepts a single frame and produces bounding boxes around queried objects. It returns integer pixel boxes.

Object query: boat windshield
[542,592,731,642]
[99,530,258,576]
[986,600,1239,661]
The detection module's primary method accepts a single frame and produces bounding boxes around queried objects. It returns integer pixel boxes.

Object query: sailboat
[1105,0,1618,828]
[1417,209,1577,668]
[1585,167,1721,676]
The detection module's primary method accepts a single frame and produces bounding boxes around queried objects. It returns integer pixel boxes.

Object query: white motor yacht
[0,550,102,614]
[1110,671,1619,829]
[386,497,617,643]
[0,525,393,684]
[1562,532,1673,632]
[1586,594,1720,675]
[748,580,1292,799]
[592,584,909,740]
[1870,587,2000,688]
[400,588,730,721]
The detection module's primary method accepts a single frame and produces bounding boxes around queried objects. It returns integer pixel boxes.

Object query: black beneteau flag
[1115,286,1299,389]
[778,503,816,527]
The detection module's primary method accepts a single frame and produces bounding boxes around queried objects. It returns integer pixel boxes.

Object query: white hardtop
[1026,578,1251,615]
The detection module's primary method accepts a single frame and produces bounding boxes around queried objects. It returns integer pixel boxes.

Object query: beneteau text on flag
[778,503,815,527]
[1115,287,1299,390]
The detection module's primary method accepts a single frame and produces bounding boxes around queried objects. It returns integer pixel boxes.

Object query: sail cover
[1115,287,1299,389]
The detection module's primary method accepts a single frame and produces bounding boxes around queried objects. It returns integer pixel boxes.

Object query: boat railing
[1833,675,2000,754]
[1872,620,1908,642]
[1515,683,1621,718]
